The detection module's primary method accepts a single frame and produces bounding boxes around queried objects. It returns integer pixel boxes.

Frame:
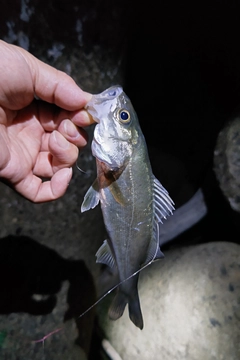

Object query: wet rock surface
[98,242,240,360]
[0,178,102,359]
[0,1,128,358]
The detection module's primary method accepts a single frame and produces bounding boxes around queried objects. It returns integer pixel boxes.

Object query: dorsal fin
[153,176,175,223]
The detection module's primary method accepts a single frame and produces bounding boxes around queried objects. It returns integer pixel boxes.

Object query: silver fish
[81,85,174,329]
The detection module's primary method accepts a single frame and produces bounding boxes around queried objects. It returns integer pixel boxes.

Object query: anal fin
[96,240,116,269]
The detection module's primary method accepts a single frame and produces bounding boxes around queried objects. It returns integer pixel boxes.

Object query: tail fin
[108,290,144,330]
[128,293,144,330]
[108,291,127,321]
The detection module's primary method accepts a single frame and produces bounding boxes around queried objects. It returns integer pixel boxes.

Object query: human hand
[0,40,93,202]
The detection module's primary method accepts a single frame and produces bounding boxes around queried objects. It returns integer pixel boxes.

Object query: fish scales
[81,85,174,329]
[99,146,153,281]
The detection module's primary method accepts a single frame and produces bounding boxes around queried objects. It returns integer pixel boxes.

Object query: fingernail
[82,110,96,125]
[67,167,73,184]
[64,120,80,138]
[71,109,95,126]
[83,91,93,102]
[53,130,69,149]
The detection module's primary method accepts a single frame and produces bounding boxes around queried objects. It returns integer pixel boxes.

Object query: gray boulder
[214,116,240,213]
[99,242,240,360]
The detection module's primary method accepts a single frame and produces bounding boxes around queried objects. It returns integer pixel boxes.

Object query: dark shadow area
[124,0,240,185]
[123,0,240,252]
[0,0,132,66]
[162,166,240,253]
[0,235,96,356]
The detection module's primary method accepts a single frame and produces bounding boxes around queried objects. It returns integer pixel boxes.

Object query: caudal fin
[108,291,127,321]
[108,291,144,330]
[128,293,144,330]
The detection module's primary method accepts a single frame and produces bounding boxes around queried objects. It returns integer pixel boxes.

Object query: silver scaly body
[81,86,174,329]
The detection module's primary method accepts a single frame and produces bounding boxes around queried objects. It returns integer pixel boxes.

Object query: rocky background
[0,0,240,359]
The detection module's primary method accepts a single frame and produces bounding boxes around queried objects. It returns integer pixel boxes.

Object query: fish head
[85,85,140,170]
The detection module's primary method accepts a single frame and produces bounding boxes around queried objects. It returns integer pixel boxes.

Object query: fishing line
[33,327,63,344]
[78,258,156,319]
[33,260,153,343]
[76,163,87,174]
[78,224,161,319]
[33,225,161,344]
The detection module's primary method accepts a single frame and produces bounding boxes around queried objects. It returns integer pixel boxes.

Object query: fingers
[0,128,10,171]
[49,130,79,171]
[33,129,79,176]
[35,100,94,132]
[57,119,88,148]
[70,108,96,127]
[20,46,92,110]
[36,118,89,174]
[19,122,85,202]
[0,41,92,110]
[37,168,73,202]
[15,168,73,203]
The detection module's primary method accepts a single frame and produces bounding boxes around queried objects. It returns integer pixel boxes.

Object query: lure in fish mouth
[82,85,174,329]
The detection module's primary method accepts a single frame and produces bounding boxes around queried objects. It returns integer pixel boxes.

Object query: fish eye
[118,109,131,124]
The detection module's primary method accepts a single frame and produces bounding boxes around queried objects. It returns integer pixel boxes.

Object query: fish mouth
[85,85,124,123]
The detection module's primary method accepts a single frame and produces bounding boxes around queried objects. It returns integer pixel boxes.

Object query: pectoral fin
[81,178,100,212]
[96,240,116,268]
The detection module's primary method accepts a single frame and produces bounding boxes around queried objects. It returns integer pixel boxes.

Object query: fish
[81,85,174,329]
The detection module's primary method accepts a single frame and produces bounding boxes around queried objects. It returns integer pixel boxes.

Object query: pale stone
[99,242,240,360]
[214,117,240,212]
